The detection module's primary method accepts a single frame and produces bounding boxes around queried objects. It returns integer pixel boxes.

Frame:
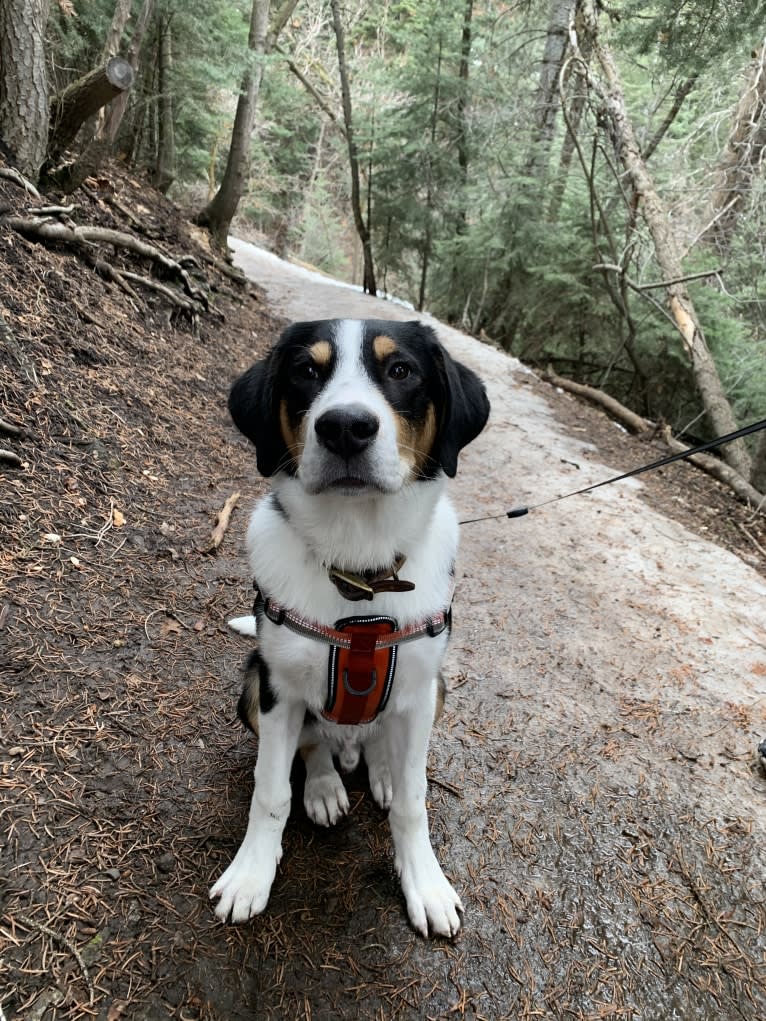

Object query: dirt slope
[2,181,766,1021]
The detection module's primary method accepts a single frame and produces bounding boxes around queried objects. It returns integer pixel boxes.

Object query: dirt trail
[230,238,766,1017]
[4,217,766,1021]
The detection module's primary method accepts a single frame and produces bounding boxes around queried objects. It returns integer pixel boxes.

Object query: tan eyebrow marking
[309,340,332,366]
[373,334,398,361]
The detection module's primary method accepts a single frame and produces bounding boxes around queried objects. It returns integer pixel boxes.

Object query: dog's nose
[315,405,379,458]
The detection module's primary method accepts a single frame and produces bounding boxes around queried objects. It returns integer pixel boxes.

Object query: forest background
[1,0,765,494]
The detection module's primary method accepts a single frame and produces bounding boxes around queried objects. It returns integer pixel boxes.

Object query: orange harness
[325,615,398,725]
[255,588,451,726]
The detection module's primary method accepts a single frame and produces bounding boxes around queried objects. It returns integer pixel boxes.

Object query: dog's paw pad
[304,773,349,827]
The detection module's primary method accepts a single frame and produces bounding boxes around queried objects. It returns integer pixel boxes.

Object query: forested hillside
[1,0,765,491]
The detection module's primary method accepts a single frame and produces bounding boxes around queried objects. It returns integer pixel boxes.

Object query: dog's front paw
[304,771,349,826]
[210,851,278,923]
[397,851,463,938]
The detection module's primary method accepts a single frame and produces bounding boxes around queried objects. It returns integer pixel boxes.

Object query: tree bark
[196,0,287,249]
[574,1,752,480]
[752,433,766,494]
[524,0,576,184]
[153,16,175,193]
[329,0,376,295]
[102,0,133,59]
[548,0,591,222]
[47,57,134,162]
[698,42,766,257]
[0,0,50,180]
[103,0,155,143]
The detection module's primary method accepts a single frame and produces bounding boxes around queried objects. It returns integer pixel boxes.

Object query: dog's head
[228,319,489,494]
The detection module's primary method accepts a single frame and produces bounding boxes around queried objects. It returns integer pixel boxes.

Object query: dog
[210,318,489,937]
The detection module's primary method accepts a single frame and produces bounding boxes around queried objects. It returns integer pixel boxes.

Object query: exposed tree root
[543,368,765,511]
[1,213,210,310]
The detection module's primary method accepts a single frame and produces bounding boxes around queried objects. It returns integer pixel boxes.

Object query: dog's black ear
[430,335,490,478]
[228,354,287,477]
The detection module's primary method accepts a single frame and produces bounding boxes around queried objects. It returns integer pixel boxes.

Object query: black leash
[459,416,766,525]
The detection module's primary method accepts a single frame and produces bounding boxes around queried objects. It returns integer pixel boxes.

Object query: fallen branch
[1,215,209,309]
[0,448,22,466]
[27,204,77,217]
[739,523,766,558]
[543,368,765,511]
[209,491,240,551]
[0,417,22,437]
[47,56,135,162]
[543,367,650,435]
[16,911,94,1004]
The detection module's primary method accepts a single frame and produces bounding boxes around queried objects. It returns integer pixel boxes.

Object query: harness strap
[260,595,450,648]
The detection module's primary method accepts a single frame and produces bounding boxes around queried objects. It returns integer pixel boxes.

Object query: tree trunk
[698,42,766,257]
[418,32,443,313]
[153,16,175,193]
[641,75,697,163]
[196,0,271,249]
[575,1,752,480]
[0,0,50,181]
[47,57,134,163]
[524,0,576,184]
[456,0,473,207]
[752,433,766,494]
[329,0,376,295]
[102,0,133,59]
[548,0,591,222]
[103,0,155,144]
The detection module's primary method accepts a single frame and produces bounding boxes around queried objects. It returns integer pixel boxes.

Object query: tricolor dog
[211,318,489,937]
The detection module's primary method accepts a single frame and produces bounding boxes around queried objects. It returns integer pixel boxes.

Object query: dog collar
[253,587,451,725]
[327,555,415,601]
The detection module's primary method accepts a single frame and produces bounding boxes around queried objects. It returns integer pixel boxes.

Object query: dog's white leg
[301,742,349,826]
[363,732,393,810]
[210,698,304,923]
[385,691,463,938]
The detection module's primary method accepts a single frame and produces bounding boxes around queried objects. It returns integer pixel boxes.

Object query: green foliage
[616,0,765,74]
[43,0,766,449]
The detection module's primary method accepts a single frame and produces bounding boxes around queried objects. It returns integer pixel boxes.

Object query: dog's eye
[388,362,411,381]
[296,362,320,381]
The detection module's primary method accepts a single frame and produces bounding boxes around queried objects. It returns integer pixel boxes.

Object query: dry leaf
[112,507,126,528]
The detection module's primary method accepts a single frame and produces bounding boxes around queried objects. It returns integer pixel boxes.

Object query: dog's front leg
[385,694,463,938]
[210,697,304,923]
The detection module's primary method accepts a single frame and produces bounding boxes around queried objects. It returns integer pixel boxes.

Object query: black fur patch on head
[360,319,490,478]
[228,321,338,477]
